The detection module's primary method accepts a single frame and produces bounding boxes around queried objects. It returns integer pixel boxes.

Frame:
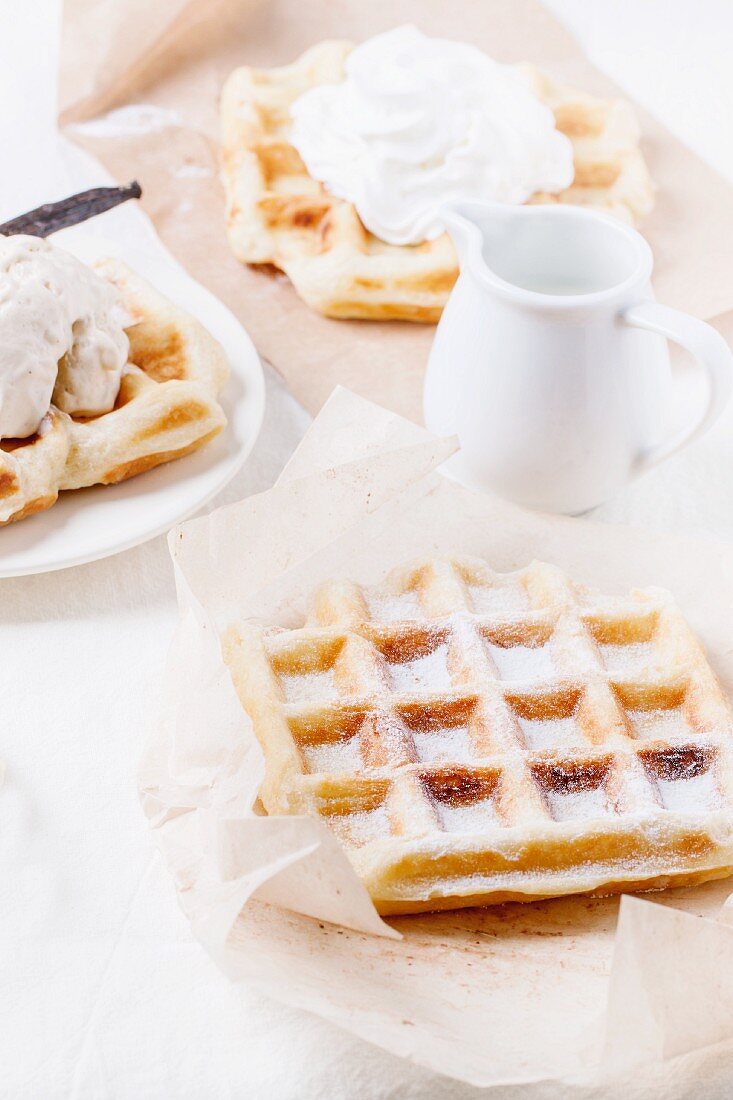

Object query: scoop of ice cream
[0,235,129,439]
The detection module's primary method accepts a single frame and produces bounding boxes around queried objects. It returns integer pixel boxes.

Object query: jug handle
[622,302,733,474]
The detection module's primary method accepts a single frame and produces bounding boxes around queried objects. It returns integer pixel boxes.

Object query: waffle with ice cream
[220,27,655,322]
[223,555,733,915]
[0,236,227,524]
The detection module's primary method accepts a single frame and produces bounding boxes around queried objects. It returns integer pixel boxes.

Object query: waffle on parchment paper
[0,260,228,525]
[220,42,656,322]
[223,556,733,915]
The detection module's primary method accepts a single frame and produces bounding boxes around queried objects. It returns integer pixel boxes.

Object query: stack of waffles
[224,556,733,915]
[220,43,655,321]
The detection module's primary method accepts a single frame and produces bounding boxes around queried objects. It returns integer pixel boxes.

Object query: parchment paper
[140,387,733,1092]
[60,0,733,421]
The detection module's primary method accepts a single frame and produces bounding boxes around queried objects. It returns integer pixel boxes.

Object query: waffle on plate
[220,42,655,322]
[224,556,733,915]
[0,259,228,525]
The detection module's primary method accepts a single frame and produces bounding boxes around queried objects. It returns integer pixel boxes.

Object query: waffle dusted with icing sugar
[0,259,227,525]
[223,557,733,914]
[220,42,655,322]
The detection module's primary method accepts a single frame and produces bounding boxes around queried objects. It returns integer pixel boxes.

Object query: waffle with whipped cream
[223,556,733,915]
[220,42,655,322]
[0,260,228,524]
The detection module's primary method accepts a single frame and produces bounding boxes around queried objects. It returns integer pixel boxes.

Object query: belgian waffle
[223,556,733,915]
[220,42,655,322]
[0,259,228,525]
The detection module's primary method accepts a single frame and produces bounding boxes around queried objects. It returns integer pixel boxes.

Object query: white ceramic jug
[424,201,733,514]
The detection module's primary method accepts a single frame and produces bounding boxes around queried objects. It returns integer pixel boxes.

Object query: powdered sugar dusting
[656,769,721,813]
[517,715,581,751]
[329,803,390,847]
[545,785,610,822]
[388,642,452,693]
[301,735,361,775]
[468,582,529,617]
[412,724,478,765]
[489,641,556,681]
[628,706,691,742]
[599,641,654,674]
[368,589,422,622]
[279,668,336,704]
[437,797,499,833]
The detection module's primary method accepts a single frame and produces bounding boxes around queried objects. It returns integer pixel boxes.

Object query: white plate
[0,235,265,577]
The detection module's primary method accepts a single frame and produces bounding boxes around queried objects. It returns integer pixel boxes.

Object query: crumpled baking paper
[140,387,733,1092]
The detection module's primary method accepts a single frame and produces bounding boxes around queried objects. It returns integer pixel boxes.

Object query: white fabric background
[2,2,733,1096]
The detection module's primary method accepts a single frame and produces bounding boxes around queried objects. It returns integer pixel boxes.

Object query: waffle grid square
[223,556,733,914]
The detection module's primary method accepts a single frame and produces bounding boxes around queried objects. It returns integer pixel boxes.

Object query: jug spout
[440,200,530,276]
[441,199,652,298]
[439,202,482,266]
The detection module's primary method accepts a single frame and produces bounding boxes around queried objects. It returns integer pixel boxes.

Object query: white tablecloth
[3,2,733,1096]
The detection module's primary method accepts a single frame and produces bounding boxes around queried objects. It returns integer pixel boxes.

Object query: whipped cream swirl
[290,25,575,245]
[0,235,129,439]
